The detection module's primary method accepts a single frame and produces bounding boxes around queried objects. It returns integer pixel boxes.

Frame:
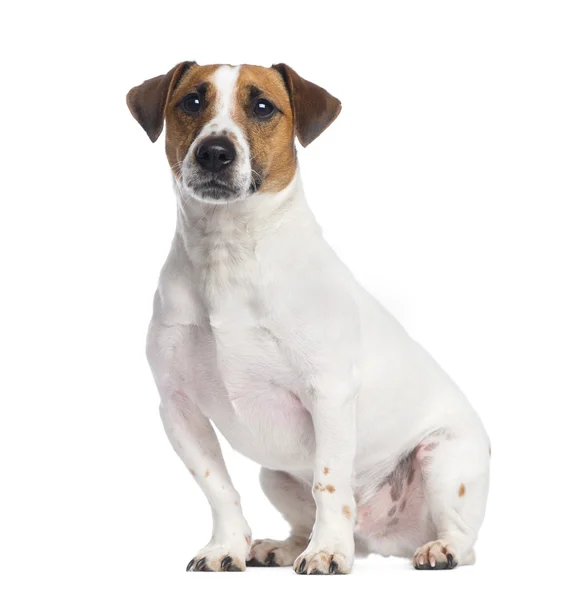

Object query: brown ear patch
[126,61,195,142]
[272,63,341,147]
[458,483,466,497]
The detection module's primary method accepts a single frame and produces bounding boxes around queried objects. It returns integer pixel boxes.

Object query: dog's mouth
[197,180,237,198]
[184,177,241,203]
[180,152,261,204]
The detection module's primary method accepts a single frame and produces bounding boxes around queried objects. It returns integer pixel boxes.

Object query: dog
[127,61,490,574]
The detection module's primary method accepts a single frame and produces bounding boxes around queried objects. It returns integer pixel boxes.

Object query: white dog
[127,61,490,575]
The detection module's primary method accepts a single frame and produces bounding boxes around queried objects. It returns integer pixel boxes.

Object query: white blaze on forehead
[183,64,252,202]
[196,64,250,163]
[212,65,240,122]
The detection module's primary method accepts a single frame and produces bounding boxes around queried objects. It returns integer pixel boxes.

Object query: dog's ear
[126,61,196,143]
[272,63,341,147]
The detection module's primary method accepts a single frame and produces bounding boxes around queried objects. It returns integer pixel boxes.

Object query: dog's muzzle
[181,133,254,204]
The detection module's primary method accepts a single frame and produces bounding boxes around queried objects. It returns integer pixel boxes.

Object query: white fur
[147,70,490,574]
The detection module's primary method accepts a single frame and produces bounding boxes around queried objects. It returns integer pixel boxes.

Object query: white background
[1,1,575,598]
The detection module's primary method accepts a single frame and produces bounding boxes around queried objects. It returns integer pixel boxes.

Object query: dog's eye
[180,93,202,115]
[252,98,276,120]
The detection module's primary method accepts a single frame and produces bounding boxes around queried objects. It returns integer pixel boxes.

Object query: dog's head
[127,63,341,204]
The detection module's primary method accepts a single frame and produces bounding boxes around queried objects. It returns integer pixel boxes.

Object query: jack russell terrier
[127,62,490,575]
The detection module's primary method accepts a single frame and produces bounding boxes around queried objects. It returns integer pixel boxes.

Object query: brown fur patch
[163,64,220,180]
[233,65,296,193]
[205,469,210,477]
[272,63,341,148]
[323,467,330,475]
[458,483,466,497]
[326,484,335,493]
[342,505,352,520]
[127,62,194,143]
[162,64,297,192]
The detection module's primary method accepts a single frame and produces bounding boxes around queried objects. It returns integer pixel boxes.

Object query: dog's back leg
[247,469,315,567]
[412,426,490,569]
[354,425,490,569]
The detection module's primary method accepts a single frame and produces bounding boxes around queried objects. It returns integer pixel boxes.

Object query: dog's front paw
[186,536,251,572]
[293,546,353,575]
[413,539,458,570]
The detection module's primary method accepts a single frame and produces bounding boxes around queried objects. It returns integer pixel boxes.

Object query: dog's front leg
[148,317,252,572]
[293,377,358,575]
[160,392,252,572]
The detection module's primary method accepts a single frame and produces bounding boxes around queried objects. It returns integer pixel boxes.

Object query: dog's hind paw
[247,536,308,567]
[413,540,458,570]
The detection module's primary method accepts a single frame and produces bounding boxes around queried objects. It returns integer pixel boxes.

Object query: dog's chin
[183,181,246,205]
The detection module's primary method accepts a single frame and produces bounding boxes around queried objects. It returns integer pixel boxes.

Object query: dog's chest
[207,292,288,383]
[178,241,315,468]
[200,301,314,469]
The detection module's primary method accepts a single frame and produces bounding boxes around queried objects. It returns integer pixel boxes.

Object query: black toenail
[297,559,307,574]
[221,556,232,571]
[329,560,339,574]
[246,557,264,567]
[195,557,207,571]
[447,554,455,568]
[186,558,195,571]
[265,552,277,566]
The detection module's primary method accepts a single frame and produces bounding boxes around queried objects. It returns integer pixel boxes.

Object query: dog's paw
[293,548,352,575]
[186,538,251,572]
[413,539,458,570]
[247,536,308,567]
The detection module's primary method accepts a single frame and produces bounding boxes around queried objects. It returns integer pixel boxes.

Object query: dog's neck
[174,167,318,248]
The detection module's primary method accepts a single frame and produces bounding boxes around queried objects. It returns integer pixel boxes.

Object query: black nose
[195,136,236,173]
